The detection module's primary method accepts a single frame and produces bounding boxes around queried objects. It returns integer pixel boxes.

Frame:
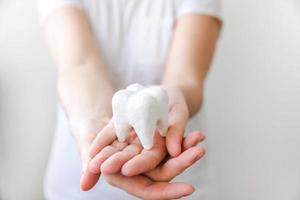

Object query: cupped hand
[88,86,190,172]
[104,131,206,200]
[84,87,192,191]
[88,119,168,176]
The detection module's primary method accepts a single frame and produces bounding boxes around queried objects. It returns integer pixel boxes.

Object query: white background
[0,0,300,199]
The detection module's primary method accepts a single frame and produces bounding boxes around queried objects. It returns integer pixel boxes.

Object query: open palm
[88,119,167,176]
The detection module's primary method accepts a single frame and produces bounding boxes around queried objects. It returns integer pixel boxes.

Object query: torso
[82,0,178,88]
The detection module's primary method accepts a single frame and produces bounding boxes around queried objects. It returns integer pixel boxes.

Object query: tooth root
[145,87,169,137]
[112,90,132,142]
[132,119,157,150]
[113,117,131,142]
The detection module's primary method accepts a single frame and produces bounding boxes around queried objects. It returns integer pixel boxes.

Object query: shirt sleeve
[37,0,82,24]
[177,0,222,21]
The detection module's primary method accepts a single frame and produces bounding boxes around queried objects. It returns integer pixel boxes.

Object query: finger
[76,133,100,191]
[166,126,184,157]
[80,169,101,191]
[166,106,188,157]
[88,141,127,174]
[80,153,101,191]
[121,132,167,176]
[146,146,205,182]
[101,143,143,174]
[105,174,195,200]
[183,131,206,151]
[89,120,116,158]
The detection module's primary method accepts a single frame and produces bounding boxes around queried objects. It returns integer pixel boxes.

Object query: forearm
[162,81,203,117]
[58,64,113,135]
[44,7,114,135]
[162,14,221,116]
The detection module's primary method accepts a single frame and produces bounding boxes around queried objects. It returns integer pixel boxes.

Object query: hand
[69,117,110,191]
[88,119,167,176]
[85,87,191,190]
[80,117,167,191]
[104,131,206,200]
[88,86,189,166]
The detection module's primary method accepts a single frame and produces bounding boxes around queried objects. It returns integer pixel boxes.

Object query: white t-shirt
[38,0,222,199]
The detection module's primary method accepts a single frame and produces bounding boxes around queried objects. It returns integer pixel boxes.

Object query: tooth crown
[112,83,169,149]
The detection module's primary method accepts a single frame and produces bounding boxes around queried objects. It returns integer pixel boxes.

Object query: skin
[43,5,221,199]
[102,131,207,200]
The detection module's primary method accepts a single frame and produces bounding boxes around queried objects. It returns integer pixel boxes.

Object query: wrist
[69,115,110,139]
[161,83,203,117]
[161,85,187,103]
[57,65,114,138]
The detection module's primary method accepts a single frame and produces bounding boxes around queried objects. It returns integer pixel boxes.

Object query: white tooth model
[112,83,169,149]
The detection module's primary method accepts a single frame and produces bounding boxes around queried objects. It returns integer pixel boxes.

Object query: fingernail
[199,134,206,142]
[195,154,202,161]
[196,149,206,160]
[182,186,195,197]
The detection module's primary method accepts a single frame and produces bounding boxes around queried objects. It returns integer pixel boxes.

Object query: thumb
[166,105,189,157]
